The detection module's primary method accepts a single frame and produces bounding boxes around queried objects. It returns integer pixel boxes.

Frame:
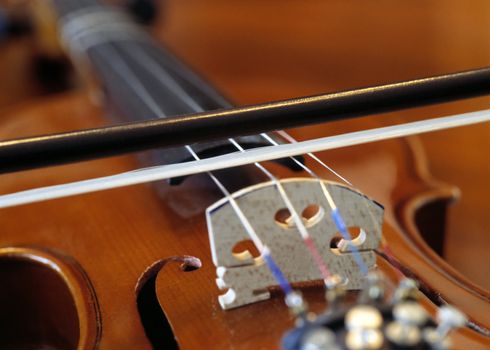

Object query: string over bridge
[206,178,383,309]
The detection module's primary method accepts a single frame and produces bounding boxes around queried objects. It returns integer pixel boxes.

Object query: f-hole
[136,256,201,350]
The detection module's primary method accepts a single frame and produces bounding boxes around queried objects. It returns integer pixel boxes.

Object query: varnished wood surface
[0,1,489,349]
[0,92,488,349]
[0,246,100,349]
[0,38,42,109]
[153,0,490,289]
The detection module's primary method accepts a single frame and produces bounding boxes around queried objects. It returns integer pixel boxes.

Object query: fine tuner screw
[345,305,384,350]
[360,272,386,303]
[392,278,420,302]
[423,305,468,350]
[386,302,428,346]
[286,291,311,325]
[300,328,339,350]
[325,274,346,307]
[282,275,467,350]
[436,305,468,337]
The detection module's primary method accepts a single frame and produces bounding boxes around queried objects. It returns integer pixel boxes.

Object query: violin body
[0,1,489,349]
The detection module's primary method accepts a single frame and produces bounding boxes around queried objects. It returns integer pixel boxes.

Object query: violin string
[122,38,380,278]
[122,37,373,277]
[228,138,333,281]
[97,42,300,299]
[1,34,488,290]
[1,110,489,208]
[117,41,368,276]
[275,130,352,186]
[120,42,336,283]
[111,39,409,280]
[71,23,384,281]
[121,41,346,187]
[270,131,397,278]
[63,7,362,276]
[269,132,402,277]
[119,41,363,278]
[185,146,294,296]
[260,133,368,275]
[265,131,390,276]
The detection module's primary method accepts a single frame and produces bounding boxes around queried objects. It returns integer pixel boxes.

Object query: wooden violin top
[0,1,488,349]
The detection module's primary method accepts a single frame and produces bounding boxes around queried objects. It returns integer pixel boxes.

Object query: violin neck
[50,0,300,181]
[52,0,231,121]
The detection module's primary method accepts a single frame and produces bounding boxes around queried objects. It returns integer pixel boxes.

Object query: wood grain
[0,1,488,348]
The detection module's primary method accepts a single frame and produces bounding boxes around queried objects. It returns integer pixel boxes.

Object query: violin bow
[0,67,489,173]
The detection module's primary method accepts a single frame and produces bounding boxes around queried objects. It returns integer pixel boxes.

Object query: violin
[0,1,489,349]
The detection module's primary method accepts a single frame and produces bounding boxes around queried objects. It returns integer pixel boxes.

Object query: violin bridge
[206,178,383,310]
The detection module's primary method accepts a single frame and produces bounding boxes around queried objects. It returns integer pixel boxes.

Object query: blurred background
[0,0,488,288]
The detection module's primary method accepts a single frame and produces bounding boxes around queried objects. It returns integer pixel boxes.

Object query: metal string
[2,111,489,207]
[228,138,333,280]
[260,133,368,275]
[275,130,352,186]
[112,39,397,278]
[185,146,293,295]
[55,8,489,290]
[97,42,297,297]
[119,42,336,283]
[59,17,474,284]
[269,131,393,276]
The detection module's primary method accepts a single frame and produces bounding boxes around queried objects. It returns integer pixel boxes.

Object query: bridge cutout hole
[232,240,261,261]
[275,204,325,229]
[301,204,324,228]
[330,227,366,255]
[275,208,294,229]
